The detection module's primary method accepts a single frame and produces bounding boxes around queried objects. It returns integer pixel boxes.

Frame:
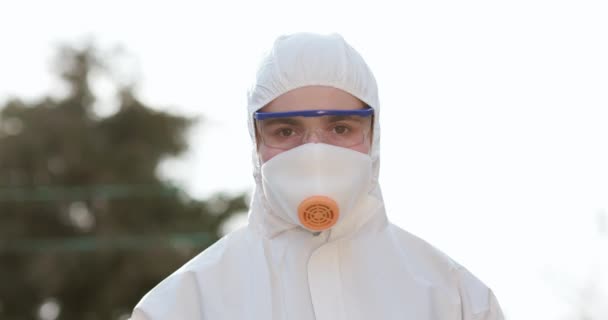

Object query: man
[131,32,504,319]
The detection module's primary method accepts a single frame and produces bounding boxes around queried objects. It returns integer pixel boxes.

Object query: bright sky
[1,1,608,318]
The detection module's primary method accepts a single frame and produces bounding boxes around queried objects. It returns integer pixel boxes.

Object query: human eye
[273,126,297,137]
[332,124,351,135]
[263,120,302,139]
[329,118,363,135]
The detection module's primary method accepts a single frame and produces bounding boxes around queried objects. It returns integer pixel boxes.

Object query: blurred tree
[0,44,248,320]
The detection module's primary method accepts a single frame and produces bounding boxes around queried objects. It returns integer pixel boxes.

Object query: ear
[254,121,261,151]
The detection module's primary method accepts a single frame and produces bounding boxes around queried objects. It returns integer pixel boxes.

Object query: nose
[302,129,323,144]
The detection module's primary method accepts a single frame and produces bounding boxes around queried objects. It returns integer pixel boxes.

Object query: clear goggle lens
[254,108,373,150]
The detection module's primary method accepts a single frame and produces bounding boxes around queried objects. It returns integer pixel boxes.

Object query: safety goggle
[254,108,374,150]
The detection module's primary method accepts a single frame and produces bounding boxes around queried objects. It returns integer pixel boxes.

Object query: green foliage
[0,44,248,319]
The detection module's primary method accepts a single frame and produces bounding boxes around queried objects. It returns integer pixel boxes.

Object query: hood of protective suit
[248,32,380,176]
[247,32,383,238]
[131,32,504,320]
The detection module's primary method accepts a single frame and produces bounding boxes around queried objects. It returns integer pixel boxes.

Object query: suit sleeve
[457,266,505,320]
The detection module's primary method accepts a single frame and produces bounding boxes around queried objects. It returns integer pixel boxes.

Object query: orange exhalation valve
[297,196,340,231]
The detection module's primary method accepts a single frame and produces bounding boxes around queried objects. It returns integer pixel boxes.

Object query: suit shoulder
[132,227,251,319]
[386,224,504,319]
[387,223,460,273]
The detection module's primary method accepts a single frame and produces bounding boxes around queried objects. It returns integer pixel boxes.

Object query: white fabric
[131,32,504,320]
[261,143,373,232]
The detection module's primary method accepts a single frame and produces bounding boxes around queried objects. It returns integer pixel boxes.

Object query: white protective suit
[131,33,504,320]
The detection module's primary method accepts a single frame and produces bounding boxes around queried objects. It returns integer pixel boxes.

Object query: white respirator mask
[260,143,373,232]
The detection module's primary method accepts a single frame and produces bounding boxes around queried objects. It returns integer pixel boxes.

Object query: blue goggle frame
[254,107,374,120]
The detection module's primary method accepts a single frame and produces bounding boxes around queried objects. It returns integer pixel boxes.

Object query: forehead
[259,86,366,113]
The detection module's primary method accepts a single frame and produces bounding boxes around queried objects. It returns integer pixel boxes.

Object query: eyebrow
[260,115,367,128]
[325,115,364,123]
[259,117,303,127]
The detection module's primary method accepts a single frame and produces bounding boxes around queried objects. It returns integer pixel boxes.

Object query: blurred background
[0,1,607,319]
